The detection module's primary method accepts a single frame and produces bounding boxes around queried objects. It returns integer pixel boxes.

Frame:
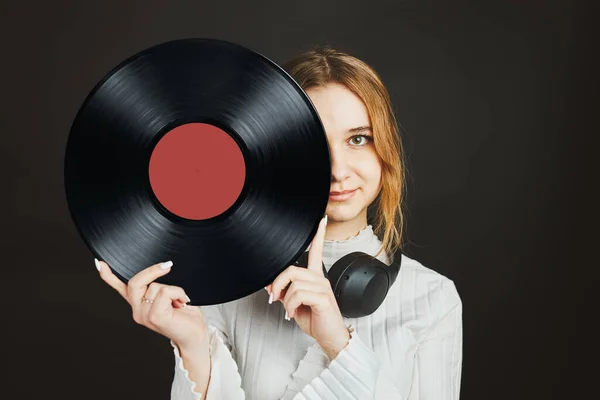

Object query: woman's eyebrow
[347,126,372,134]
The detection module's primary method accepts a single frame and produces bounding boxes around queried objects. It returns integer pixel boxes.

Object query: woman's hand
[267,216,351,360]
[95,259,208,351]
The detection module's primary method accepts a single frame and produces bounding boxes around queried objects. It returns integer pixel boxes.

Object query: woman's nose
[329,146,351,182]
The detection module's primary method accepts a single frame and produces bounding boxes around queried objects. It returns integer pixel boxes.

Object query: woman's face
[306,83,382,225]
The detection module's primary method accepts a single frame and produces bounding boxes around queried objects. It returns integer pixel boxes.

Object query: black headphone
[294,248,402,318]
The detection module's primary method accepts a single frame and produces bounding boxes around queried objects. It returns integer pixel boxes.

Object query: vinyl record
[64,38,331,305]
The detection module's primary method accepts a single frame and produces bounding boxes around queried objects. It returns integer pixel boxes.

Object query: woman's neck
[324,213,368,242]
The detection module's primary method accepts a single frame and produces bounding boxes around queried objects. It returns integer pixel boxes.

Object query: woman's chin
[324,206,362,223]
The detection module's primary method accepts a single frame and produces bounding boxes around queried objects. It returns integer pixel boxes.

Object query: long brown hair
[281,47,408,259]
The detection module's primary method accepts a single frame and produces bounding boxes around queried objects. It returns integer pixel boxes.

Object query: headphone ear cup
[328,252,391,318]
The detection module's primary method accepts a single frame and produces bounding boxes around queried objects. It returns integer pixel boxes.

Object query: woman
[96,47,463,399]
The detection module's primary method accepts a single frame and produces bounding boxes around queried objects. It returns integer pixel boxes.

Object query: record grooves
[64,38,331,305]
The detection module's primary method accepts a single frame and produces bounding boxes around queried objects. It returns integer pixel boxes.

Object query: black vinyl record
[64,38,331,305]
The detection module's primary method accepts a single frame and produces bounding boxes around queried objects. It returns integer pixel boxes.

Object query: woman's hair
[281,47,407,259]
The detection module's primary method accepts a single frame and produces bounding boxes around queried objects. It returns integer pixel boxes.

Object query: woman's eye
[349,135,372,146]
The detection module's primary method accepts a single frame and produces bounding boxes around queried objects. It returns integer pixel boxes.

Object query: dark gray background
[2,0,595,398]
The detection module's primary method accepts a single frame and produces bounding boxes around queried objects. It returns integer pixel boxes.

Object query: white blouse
[169,225,463,399]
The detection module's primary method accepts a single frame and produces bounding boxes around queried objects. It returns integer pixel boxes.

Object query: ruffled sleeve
[170,303,246,400]
[287,326,404,400]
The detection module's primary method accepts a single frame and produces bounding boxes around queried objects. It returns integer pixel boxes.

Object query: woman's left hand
[266,216,351,360]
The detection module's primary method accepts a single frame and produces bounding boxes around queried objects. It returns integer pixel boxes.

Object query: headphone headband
[387,248,402,284]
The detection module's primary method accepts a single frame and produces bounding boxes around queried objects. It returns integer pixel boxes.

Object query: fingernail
[160,261,173,269]
[284,310,290,321]
[186,295,191,303]
[94,258,101,272]
[324,215,328,225]
[268,292,273,304]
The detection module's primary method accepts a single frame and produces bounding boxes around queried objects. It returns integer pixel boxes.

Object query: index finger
[307,215,327,274]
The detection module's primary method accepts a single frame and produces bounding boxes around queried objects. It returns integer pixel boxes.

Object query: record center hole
[148,123,246,220]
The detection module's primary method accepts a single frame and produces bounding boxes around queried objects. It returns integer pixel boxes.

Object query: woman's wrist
[175,334,210,358]
[175,335,212,398]
[321,327,351,361]
[178,340,211,371]
[174,324,210,354]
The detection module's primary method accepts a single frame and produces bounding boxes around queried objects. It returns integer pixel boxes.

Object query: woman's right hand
[94,259,208,350]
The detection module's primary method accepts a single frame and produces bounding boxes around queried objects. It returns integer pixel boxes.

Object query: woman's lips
[329,189,357,201]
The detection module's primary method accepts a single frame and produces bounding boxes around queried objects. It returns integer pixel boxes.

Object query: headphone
[293,248,402,318]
